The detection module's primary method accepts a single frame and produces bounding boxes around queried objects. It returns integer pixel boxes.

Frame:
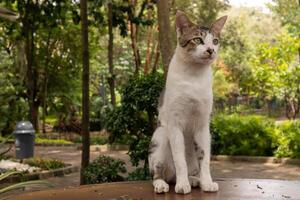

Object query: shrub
[73,136,108,145]
[24,158,65,170]
[275,121,300,158]
[127,167,151,181]
[89,118,102,131]
[211,114,278,156]
[105,73,164,171]
[83,155,126,184]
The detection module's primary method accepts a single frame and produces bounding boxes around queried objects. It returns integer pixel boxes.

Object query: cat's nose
[207,48,214,55]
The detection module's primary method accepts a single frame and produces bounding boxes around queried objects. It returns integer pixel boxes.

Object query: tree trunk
[144,26,152,74]
[130,21,141,75]
[42,74,48,134]
[80,0,90,185]
[107,2,116,106]
[152,41,160,73]
[29,101,39,131]
[157,0,174,78]
[24,20,39,131]
[42,32,51,134]
[144,4,154,74]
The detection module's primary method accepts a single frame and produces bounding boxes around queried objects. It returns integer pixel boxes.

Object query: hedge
[211,114,300,158]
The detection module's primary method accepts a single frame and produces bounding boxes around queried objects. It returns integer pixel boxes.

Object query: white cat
[148,11,227,194]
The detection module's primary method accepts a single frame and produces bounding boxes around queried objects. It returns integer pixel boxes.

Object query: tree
[219,17,252,94]
[0,0,79,131]
[157,0,173,76]
[268,0,300,62]
[174,0,229,26]
[251,31,300,119]
[80,0,90,185]
[107,1,116,106]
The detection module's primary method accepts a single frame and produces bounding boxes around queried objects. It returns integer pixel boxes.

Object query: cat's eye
[213,39,219,45]
[192,37,204,45]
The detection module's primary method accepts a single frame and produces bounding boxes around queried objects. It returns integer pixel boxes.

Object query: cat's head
[175,10,227,65]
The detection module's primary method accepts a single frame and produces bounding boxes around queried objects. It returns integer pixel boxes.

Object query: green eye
[213,39,219,45]
[193,37,204,45]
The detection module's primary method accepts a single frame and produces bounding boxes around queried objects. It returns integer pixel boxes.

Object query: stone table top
[5,179,300,200]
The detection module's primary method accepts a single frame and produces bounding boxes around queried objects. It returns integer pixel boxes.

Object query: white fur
[149,31,219,194]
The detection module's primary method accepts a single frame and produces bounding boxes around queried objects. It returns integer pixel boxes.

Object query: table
[6,179,300,200]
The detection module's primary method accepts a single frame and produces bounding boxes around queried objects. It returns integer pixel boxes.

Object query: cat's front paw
[175,181,191,194]
[201,181,219,192]
[153,179,169,193]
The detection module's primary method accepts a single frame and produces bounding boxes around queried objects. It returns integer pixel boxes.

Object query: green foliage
[220,17,252,89]
[175,0,229,26]
[268,0,300,37]
[213,68,235,100]
[127,135,151,167]
[275,121,300,158]
[45,116,57,126]
[0,0,82,134]
[211,114,278,156]
[83,155,126,184]
[127,167,151,181]
[0,136,73,146]
[73,136,108,145]
[24,158,65,170]
[35,138,73,145]
[0,48,28,135]
[105,73,164,168]
[89,118,102,131]
[250,31,300,118]
[251,31,299,98]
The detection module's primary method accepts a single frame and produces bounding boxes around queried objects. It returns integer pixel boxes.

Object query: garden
[0,0,299,199]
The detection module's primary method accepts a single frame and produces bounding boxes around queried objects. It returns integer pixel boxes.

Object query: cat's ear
[176,10,193,34]
[210,16,227,37]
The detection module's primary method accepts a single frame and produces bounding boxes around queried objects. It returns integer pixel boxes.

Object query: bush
[83,155,126,184]
[105,73,164,171]
[24,158,65,170]
[127,167,151,181]
[275,121,300,158]
[73,136,108,145]
[89,118,102,131]
[211,114,278,156]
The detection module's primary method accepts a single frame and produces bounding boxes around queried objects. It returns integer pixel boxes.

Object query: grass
[35,137,73,145]
[73,136,108,145]
[0,136,73,145]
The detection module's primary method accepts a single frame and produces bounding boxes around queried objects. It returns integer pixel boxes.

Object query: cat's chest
[167,75,212,100]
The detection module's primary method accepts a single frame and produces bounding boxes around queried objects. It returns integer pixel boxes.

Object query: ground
[2,145,300,198]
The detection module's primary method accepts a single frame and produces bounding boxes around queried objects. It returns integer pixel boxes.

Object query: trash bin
[13,121,35,159]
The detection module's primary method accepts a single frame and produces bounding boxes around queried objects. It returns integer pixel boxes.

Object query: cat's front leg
[168,126,191,194]
[194,125,219,192]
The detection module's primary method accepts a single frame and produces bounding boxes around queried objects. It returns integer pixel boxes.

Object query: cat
[148,10,227,194]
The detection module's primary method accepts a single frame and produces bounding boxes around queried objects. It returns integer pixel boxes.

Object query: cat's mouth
[200,55,214,62]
